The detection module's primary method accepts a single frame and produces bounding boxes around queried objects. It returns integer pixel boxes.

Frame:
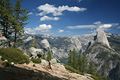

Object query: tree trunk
[14,30,17,48]
[48,61,52,69]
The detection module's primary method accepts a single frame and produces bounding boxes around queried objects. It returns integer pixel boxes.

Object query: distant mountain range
[22,30,120,80]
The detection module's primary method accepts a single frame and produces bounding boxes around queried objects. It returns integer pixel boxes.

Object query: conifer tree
[0,0,14,47]
[72,49,78,69]
[68,50,72,66]
[78,53,88,73]
[0,0,28,47]
[14,0,28,47]
[68,49,78,69]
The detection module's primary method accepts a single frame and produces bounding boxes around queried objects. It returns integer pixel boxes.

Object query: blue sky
[17,0,120,36]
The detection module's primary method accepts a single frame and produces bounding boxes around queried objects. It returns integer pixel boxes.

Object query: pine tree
[14,0,28,47]
[72,49,78,69]
[0,0,14,47]
[68,49,78,69]
[0,0,28,47]
[68,50,72,66]
[78,53,88,74]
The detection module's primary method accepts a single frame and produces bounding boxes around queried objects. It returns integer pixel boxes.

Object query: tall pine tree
[0,0,28,47]
[14,0,28,47]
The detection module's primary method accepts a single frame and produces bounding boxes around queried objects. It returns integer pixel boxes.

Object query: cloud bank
[67,22,117,30]
[38,3,86,16]
[37,3,86,21]
[25,24,52,34]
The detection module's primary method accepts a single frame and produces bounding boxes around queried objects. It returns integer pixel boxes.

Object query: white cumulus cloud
[25,24,52,34]
[99,24,112,29]
[40,16,60,21]
[35,24,52,31]
[37,3,86,16]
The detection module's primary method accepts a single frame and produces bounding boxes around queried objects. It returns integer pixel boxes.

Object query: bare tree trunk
[14,29,17,47]
[48,61,52,69]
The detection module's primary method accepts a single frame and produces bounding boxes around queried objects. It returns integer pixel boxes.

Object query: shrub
[0,48,30,64]
[46,50,52,61]
[31,58,41,63]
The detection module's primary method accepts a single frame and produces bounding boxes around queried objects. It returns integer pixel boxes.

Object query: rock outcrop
[24,36,33,43]
[41,39,50,50]
[68,37,82,51]
[86,41,120,79]
[29,47,43,57]
[95,28,111,48]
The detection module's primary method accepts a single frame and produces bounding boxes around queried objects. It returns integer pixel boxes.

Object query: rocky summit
[96,28,111,48]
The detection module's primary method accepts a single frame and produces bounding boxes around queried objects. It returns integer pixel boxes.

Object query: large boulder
[40,59,49,66]
[29,47,43,57]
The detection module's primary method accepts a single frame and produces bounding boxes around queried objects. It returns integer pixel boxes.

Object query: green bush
[0,48,30,64]
[31,58,41,63]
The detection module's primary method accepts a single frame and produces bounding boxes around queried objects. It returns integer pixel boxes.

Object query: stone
[41,59,48,66]
[29,47,43,57]
[50,58,57,64]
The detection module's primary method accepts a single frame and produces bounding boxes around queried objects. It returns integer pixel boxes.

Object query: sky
[16,0,120,36]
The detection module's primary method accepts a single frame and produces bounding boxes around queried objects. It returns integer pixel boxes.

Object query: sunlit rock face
[96,28,111,48]
[29,47,43,57]
[68,37,82,51]
[24,36,33,43]
[40,39,50,50]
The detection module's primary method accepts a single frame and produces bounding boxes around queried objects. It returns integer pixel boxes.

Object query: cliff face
[86,43,120,77]
[23,35,82,60]
[86,33,120,80]
[41,39,50,50]
[96,28,111,48]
